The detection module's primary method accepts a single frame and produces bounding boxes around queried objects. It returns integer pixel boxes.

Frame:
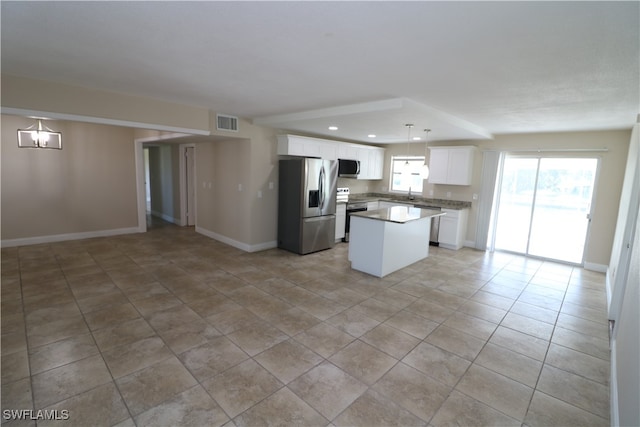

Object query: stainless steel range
[343,189,367,242]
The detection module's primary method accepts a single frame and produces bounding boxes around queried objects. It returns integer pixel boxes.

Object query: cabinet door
[438,216,458,245]
[447,148,473,185]
[428,149,449,184]
[337,144,359,161]
[357,148,371,180]
[320,142,337,161]
[370,148,384,180]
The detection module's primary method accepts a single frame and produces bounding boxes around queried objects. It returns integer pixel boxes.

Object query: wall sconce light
[17,119,62,149]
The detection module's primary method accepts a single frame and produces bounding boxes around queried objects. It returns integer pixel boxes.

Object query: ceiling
[2,1,638,144]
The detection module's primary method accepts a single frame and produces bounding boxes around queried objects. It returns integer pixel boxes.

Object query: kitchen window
[390,156,424,193]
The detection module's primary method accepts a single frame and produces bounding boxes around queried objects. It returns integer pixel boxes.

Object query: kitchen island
[348,206,445,277]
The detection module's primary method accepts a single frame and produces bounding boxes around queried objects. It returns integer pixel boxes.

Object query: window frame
[389,155,425,194]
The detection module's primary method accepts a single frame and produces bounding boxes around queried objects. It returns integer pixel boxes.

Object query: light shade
[17,119,62,149]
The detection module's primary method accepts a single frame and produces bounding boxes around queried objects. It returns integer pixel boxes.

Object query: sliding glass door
[493,156,598,264]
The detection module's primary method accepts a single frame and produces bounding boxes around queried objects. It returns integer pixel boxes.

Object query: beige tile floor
[1,220,611,426]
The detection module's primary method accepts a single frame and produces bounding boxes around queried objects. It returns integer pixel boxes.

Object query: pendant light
[402,124,414,174]
[421,129,431,179]
[17,119,62,149]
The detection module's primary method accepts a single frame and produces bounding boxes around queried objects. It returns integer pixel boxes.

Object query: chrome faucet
[408,187,415,200]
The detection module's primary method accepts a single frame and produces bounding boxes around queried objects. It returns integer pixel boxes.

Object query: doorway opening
[490,156,599,265]
[136,140,197,231]
[144,147,151,213]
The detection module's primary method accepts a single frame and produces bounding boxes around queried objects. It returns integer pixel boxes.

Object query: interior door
[493,156,599,264]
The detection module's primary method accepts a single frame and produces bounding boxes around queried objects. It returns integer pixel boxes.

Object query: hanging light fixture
[402,124,414,174]
[17,119,62,149]
[421,129,431,179]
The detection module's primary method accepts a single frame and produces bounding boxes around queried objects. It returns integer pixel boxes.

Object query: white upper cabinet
[278,135,384,180]
[277,135,337,160]
[337,143,359,161]
[354,145,384,180]
[428,146,476,185]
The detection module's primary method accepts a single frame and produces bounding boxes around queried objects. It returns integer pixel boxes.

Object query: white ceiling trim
[253,98,493,143]
[402,99,493,140]
[253,99,404,125]
[1,107,212,136]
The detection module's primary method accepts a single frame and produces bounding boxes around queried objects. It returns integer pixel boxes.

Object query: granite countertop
[351,206,445,224]
[348,192,472,210]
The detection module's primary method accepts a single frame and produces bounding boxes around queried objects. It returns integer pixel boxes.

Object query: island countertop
[351,206,445,224]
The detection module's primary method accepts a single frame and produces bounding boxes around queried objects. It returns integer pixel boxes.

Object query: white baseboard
[195,226,277,253]
[249,240,278,252]
[1,227,140,248]
[584,262,608,273]
[464,240,479,249]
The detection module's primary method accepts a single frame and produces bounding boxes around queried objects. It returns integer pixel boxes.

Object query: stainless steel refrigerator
[278,158,338,254]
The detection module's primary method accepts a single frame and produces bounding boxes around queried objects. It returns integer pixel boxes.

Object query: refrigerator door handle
[303,214,336,223]
[319,166,325,210]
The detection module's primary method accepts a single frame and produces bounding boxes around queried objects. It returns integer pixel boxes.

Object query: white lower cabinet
[438,208,468,250]
[335,203,346,241]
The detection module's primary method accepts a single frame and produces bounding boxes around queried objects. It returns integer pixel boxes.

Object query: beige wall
[247,124,279,246]
[372,130,631,267]
[194,117,279,248]
[1,115,138,242]
[195,137,252,244]
[2,74,210,134]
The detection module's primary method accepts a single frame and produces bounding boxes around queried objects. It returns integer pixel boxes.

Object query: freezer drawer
[301,215,336,254]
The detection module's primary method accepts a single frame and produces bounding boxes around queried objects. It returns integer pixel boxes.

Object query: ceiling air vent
[217,114,239,132]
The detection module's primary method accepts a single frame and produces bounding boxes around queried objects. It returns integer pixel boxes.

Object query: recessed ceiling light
[328,126,338,131]
[413,137,422,141]
[368,134,376,138]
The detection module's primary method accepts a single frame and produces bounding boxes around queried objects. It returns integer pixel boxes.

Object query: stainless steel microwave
[338,159,360,178]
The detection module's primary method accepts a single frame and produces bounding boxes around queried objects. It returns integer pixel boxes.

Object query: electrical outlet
[269,182,274,190]
[473,193,478,200]
[446,191,452,198]
[257,190,262,198]
[238,184,243,192]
